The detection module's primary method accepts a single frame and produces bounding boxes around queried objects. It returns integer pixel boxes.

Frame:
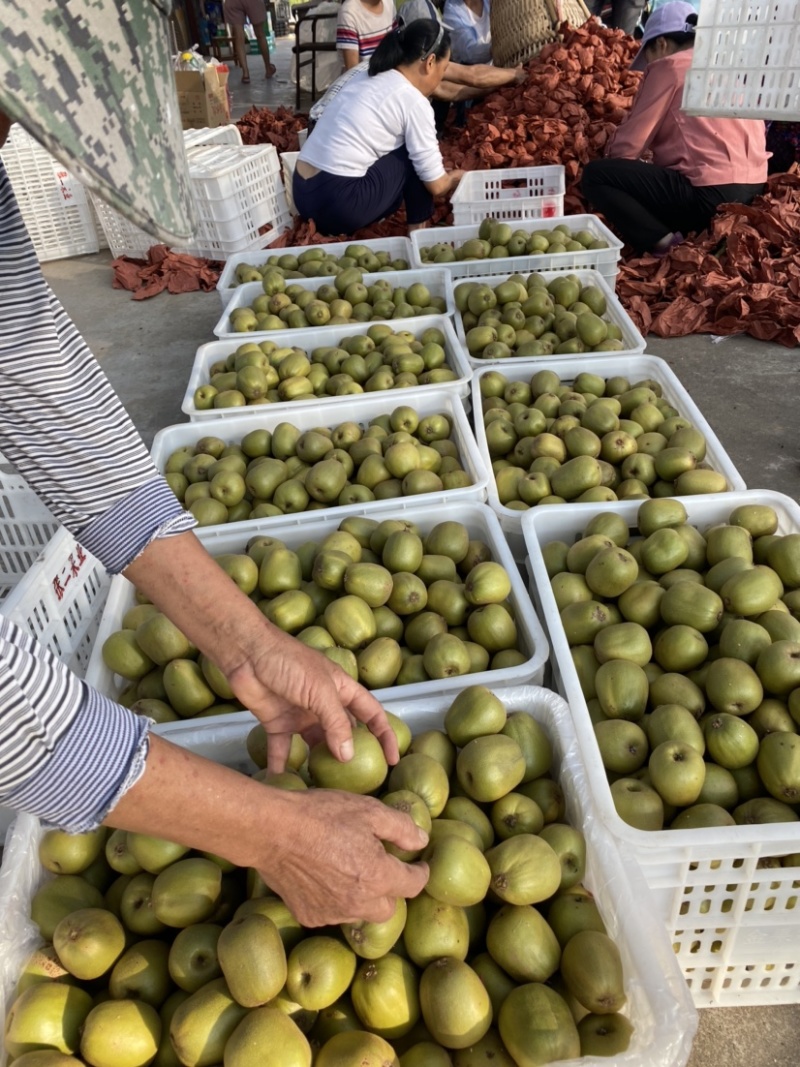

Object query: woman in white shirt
[294,18,464,235]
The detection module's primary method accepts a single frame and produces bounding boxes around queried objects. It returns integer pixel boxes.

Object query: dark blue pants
[581,157,765,254]
[293,145,434,236]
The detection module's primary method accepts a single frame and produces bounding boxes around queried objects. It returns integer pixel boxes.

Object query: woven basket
[490,0,591,67]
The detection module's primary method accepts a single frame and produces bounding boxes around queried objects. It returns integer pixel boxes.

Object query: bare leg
[253,20,277,78]
[231,23,250,81]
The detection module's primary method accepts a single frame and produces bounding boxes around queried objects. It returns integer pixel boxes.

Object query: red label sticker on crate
[51,543,88,602]
[50,163,88,207]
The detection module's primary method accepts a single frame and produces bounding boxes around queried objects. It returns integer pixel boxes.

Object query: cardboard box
[175,66,230,129]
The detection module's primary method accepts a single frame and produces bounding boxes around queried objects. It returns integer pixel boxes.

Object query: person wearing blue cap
[0,1,429,929]
[580,0,769,256]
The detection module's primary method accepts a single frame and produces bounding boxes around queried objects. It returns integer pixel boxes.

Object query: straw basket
[491,0,591,66]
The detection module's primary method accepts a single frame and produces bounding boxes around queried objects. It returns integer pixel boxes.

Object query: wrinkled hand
[513,65,527,84]
[225,627,398,774]
[260,788,430,925]
[125,532,397,775]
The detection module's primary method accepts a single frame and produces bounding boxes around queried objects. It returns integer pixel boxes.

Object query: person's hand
[513,65,527,85]
[107,735,430,926]
[448,168,465,191]
[225,626,398,773]
[259,787,430,925]
[124,532,398,774]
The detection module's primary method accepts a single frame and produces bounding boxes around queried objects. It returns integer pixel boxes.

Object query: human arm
[424,169,464,195]
[340,47,361,69]
[0,615,427,924]
[336,6,363,68]
[442,59,524,89]
[605,59,676,160]
[105,733,430,925]
[123,530,398,769]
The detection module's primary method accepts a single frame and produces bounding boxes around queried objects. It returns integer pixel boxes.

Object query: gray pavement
[37,30,800,1067]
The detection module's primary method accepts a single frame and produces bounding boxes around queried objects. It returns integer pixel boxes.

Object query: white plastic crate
[154,389,489,528]
[182,125,243,149]
[683,0,800,120]
[451,166,566,226]
[183,314,472,419]
[91,144,292,260]
[0,125,100,262]
[411,214,623,286]
[84,502,549,721]
[217,235,414,307]
[0,684,697,1067]
[471,354,747,560]
[0,528,109,681]
[213,268,455,339]
[451,268,646,367]
[522,490,800,1006]
[0,453,61,605]
[0,527,111,841]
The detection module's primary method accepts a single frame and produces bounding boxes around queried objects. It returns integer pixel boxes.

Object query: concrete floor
[37,30,800,1067]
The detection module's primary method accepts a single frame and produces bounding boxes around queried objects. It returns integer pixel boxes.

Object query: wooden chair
[292,3,339,110]
[209,25,238,63]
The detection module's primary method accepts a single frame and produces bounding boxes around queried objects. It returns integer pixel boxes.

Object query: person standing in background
[337,0,398,68]
[223,0,277,81]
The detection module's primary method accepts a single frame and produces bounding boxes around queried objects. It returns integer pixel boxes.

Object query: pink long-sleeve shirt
[606,50,769,186]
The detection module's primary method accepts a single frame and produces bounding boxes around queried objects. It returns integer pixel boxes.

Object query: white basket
[84,502,549,719]
[0,125,100,262]
[451,268,646,367]
[183,314,472,419]
[155,388,489,527]
[1,528,109,681]
[0,528,111,841]
[213,268,456,339]
[217,235,414,307]
[411,215,623,287]
[451,166,566,226]
[182,125,243,149]
[683,0,800,120]
[522,489,800,1006]
[471,354,747,560]
[0,453,61,605]
[0,684,697,1067]
[91,144,292,260]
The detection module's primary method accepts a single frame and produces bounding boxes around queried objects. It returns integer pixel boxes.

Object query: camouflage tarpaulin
[0,0,194,243]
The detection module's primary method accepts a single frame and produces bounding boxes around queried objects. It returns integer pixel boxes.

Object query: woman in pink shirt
[581,1,769,255]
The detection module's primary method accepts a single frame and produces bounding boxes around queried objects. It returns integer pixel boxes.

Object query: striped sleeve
[336,23,360,49]
[0,616,151,832]
[0,161,194,574]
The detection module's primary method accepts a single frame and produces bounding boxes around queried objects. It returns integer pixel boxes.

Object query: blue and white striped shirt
[0,160,195,831]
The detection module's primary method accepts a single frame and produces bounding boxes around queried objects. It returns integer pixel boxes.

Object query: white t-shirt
[299,68,445,182]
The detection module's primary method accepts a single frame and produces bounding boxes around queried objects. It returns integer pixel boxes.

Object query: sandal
[265,63,276,78]
[241,74,251,84]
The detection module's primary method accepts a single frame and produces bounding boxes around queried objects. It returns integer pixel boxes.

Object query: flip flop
[241,74,251,83]
[265,64,276,78]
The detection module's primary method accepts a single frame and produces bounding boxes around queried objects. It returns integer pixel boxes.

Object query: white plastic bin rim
[0,684,697,1067]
